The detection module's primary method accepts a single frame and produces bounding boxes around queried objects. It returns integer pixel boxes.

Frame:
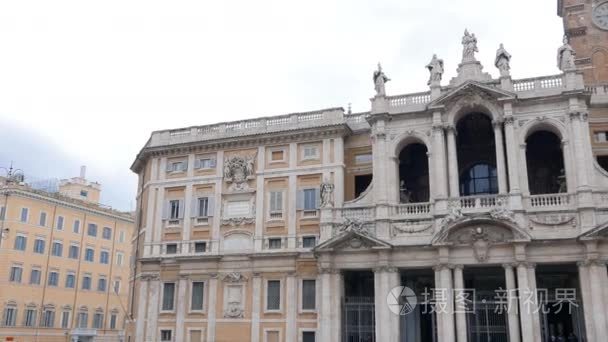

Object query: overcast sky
[0,0,563,211]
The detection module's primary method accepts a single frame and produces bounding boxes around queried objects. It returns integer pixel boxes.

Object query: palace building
[0,168,134,342]
[127,25,608,342]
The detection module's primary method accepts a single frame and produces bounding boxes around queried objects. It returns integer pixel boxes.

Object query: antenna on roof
[347,103,352,115]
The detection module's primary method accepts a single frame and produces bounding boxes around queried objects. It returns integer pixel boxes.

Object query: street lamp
[0,162,24,184]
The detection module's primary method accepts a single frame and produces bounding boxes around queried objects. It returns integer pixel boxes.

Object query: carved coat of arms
[224,154,255,192]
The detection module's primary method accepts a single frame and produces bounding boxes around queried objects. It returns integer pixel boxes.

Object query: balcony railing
[143,240,216,258]
[341,206,375,221]
[386,92,432,113]
[459,195,504,211]
[392,203,432,217]
[512,74,564,94]
[526,193,571,209]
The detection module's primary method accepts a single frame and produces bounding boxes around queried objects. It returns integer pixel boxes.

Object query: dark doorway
[536,264,586,342]
[457,113,498,196]
[398,144,430,203]
[343,271,375,342]
[400,269,437,342]
[597,155,608,172]
[526,131,566,194]
[354,174,373,199]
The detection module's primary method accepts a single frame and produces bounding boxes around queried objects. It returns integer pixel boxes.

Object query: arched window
[398,143,430,203]
[460,164,498,196]
[526,130,565,194]
[456,113,498,196]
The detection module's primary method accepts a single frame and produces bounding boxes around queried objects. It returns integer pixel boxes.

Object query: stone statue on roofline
[557,35,576,71]
[462,29,479,62]
[373,63,390,96]
[495,43,512,77]
[426,54,444,86]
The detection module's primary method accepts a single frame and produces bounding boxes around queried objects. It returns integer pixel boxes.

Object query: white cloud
[0,0,563,209]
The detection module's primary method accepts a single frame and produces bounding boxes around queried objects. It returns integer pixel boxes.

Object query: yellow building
[0,169,134,342]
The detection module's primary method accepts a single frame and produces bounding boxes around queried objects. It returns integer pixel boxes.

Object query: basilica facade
[127,28,608,342]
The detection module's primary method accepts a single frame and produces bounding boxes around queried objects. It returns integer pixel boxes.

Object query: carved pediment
[429,81,515,108]
[579,221,608,240]
[433,216,531,246]
[314,230,392,253]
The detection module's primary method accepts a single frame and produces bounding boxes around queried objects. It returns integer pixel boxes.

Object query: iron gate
[466,302,509,342]
[342,296,375,342]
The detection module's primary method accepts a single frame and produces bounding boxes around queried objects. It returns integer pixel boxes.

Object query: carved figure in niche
[557,35,576,71]
[426,54,444,86]
[224,154,256,191]
[320,182,334,208]
[462,29,479,62]
[399,180,411,203]
[373,63,390,96]
[494,43,512,77]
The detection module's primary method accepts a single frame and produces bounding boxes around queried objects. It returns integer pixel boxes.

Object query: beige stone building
[127,29,608,342]
[0,168,134,342]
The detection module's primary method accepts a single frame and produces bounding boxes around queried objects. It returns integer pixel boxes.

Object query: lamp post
[0,163,24,249]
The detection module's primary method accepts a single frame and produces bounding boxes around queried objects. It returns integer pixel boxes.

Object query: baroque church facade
[127,17,608,342]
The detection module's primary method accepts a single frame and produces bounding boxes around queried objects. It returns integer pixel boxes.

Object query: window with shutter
[20,208,28,222]
[57,216,64,230]
[302,331,316,342]
[24,308,36,327]
[269,191,283,219]
[266,280,281,311]
[268,238,282,249]
[162,283,176,311]
[303,189,318,210]
[61,311,70,329]
[197,197,209,217]
[39,212,47,226]
[302,236,316,248]
[3,307,17,326]
[169,200,180,220]
[191,282,205,311]
[30,269,41,284]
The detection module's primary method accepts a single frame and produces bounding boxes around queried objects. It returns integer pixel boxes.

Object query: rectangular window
[102,227,112,240]
[80,190,88,197]
[116,252,124,266]
[100,250,109,264]
[167,161,186,172]
[20,208,28,222]
[93,313,103,329]
[66,273,76,288]
[14,235,27,251]
[161,330,172,342]
[61,311,70,329]
[39,212,47,226]
[113,280,121,294]
[57,216,64,230]
[302,331,316,342]
[191,281,205,311]
[98,278,107,291]
[3,307,16,326]
[162,283,176,311]
[0,206,5,220]
[33,238,45,254]
[48,271,59,286]
[302,145,318,160]
[87,223,97,237]
[169,200,180,220]
[24,308,37,327]
[302,279,316,310]
[194,242,207,253]
[109,313,117,329]
[268,238,282,249]
[303,189,318,210]
[270,149,284,161]
[30,269,41,285]
[302,236,316,248]
[77,312,88,328]
[52,241,63,257]
[195,158,215,169]
[269,191,283,218]
[119,230,125,243]
[41,310,55,327]
[82,275,92,290]
[166,243,178,254]
[69,245,79,259]
[9,266,22,283]
[73,220,80,233]
[266,280,281,311]
[85,248,94,262]
[595,131,608,142]
[197,197,209,217]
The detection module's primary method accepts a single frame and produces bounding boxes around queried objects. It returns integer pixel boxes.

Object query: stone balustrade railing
[526,193,572,209]
[341,206,376,221]
[386,92,432,114]
[143,240,217,258]
[512,74,564,94]
[392,202,432,217]
[345,112,371,131]
[459,195,504,211]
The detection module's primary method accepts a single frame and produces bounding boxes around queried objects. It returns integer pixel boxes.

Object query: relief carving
[449,226,513,262]
[338,218,369,235]
[223,154,256,192]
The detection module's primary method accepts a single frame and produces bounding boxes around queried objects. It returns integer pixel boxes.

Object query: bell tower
[558,0,608,167]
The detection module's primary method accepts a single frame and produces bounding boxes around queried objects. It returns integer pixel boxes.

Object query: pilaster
[206,274,218,342]
[286,273,297,342]
[144,278,160,342]
[251,273,262,342]
[577,261,596,342]
[502,263,520,342]
[174,276,188,342]
[134,276,150,342]
[254,146,265,252]
[445,125,459,198]
[453,265,467,342]
[493,120,508,194]
[182,184,193,252]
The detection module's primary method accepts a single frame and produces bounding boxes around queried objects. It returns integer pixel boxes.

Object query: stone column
[503,264,520,342]
[433,123,449,199]
[453,265,467,342]
[446,125,459,198]
[319,269,333,342]
[569,112,590,190]
[286,273,297,342]
[174,276,188,342]
[434,267,445,342]
[374,267,400,342]
[526,264,541,342]
[135,277,150,342]
[577,262,596,342]
[206,275,218,342]
[434,265,455,342]
[493,120,508,194]
[334,137,345,207]
[516,263,535,342]
[387,268,401,342]
[589,261,608,339]
[250,273,262,342]
[503,115,520,193]
[372,119,389,204]
[331,271,343,342]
